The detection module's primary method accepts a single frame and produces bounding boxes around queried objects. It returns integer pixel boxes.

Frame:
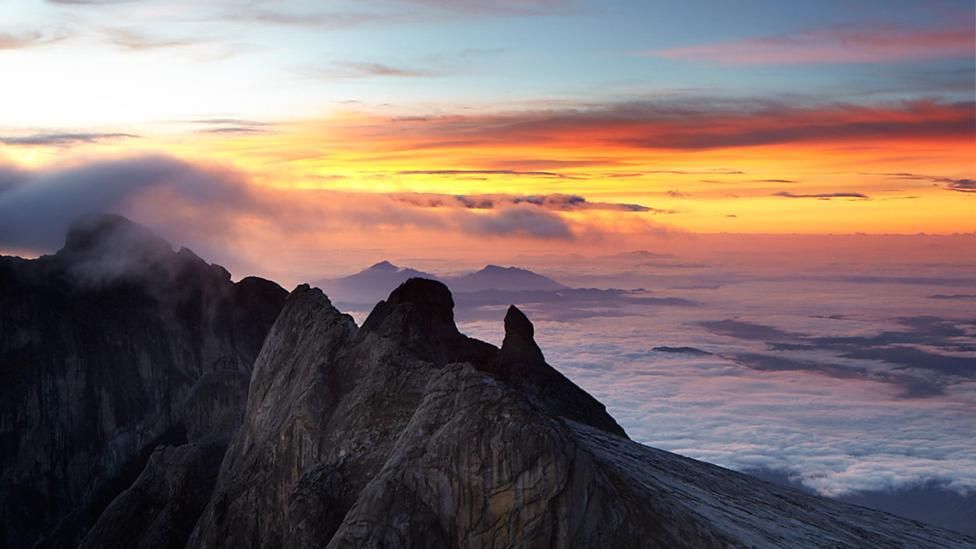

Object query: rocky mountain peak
[368,260,399,271]
[51,214,237,289]
[56,213,184,287]
[500,304,545,363]
[493,305,627,439]
[362,277,457,335]
[387,276,455,309]
[362,277,495,367]
[61,213,172,260]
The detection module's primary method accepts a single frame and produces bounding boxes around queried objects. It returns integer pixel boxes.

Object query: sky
[1,0,975,532]
[0,0,974,280]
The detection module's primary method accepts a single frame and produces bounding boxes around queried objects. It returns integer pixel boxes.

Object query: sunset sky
[0,0,973,280]
[3,1,976,527]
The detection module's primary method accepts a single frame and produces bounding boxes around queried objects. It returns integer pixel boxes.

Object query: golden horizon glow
[4,101,972,237]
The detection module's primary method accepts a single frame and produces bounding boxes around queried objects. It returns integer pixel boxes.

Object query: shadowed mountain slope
[0,214,287,549]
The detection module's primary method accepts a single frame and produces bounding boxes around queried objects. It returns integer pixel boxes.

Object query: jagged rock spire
[499,304,546,366]
[361,278,495,367]
[494,305,628,438]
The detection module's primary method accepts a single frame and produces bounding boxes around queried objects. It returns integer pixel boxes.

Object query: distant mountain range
[314,261,437,304]
[314,261,566,306]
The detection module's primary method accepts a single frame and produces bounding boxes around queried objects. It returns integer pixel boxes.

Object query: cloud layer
[455,258,976,500]
[0,155,666,269]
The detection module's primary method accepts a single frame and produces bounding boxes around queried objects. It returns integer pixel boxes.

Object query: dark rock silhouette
[492,305,627,437]
[361,277,496,367]
[0,214,287,549]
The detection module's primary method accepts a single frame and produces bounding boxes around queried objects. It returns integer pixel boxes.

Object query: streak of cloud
[0,132,139,146]
[0,30,68,50]
[101,28,208,51]
[313,61,442,79]
[399,169,567,178]
[391,192,667,213]
[773,191,869,200]
[867,172,976,194]
[652,24,975,65]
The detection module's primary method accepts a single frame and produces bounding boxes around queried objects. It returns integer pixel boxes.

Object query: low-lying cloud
[697,315,976,398]
[0,155,669,270]
[392,192,663,213]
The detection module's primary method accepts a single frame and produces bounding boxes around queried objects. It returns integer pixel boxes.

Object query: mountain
[313,262,566,306]
[178,279,971,546]
[448,264,566,293]
[313,260,438,305]
[600,250,676,262]
[0,214,288,549]
[3,220,973,548]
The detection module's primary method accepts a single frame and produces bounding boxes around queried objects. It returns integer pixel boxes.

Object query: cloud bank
[0,155,667,267]
[347,98,974,151]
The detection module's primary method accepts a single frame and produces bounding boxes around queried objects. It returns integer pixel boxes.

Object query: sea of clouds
[453,255,976,501]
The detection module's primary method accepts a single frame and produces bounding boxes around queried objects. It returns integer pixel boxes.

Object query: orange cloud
[332,98,974,152]
[3,96,972,238]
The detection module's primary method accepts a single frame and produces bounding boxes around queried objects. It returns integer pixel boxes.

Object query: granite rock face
[0,214,287,549]
[185,278,971,548]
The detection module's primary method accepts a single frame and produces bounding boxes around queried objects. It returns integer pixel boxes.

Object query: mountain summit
[313,260,438,305]
[449,264,566,293]
[367,260,400,271]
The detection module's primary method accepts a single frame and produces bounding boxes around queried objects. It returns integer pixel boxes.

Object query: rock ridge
[183,277,969,548]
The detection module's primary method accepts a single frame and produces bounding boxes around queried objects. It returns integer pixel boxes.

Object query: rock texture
[0,214,287,549]
[185,278,971,548]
